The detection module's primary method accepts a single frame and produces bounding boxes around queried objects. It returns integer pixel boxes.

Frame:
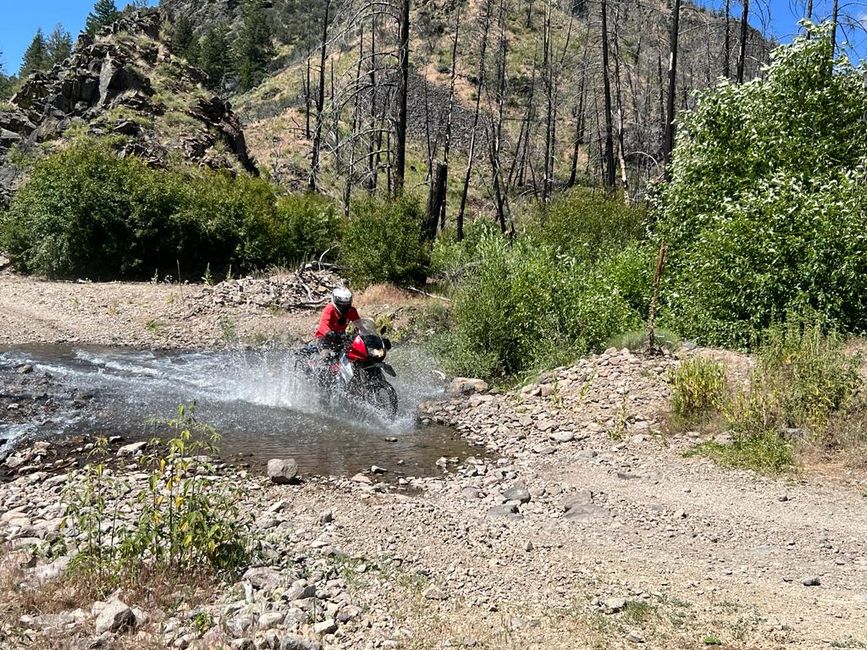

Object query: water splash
[0,343,467,478]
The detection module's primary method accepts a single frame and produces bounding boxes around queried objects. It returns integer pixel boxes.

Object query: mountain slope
[0,9,256,206]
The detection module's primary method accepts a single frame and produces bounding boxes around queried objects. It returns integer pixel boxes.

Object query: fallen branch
[407,286,451,302]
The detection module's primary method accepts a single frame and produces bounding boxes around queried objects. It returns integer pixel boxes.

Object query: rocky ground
[2,333,867,649]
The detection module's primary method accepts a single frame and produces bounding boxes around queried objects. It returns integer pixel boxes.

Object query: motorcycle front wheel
[365,379,398,421]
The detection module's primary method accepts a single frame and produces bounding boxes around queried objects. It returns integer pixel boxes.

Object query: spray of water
[1,343,465,477]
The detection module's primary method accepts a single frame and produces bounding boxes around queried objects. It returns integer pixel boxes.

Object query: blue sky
[0,0,864,75]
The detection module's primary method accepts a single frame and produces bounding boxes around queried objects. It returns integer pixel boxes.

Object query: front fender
[367,362,396,377]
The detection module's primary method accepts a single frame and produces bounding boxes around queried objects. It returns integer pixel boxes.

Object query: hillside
[0,9,256,206]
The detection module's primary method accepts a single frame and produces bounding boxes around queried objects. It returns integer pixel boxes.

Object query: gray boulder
[267,458,299,484]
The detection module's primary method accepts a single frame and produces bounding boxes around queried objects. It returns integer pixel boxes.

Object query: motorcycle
[295,318,399,420]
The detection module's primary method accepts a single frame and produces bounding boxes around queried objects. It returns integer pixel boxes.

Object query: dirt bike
[295,318,399,421]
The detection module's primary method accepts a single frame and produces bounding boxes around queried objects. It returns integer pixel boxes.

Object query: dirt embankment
[1,275,867,649]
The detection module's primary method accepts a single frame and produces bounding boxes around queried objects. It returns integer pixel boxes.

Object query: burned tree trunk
[310,0,332,190]
[394,0,411,196]
[600,0,616,189]
[736,0,748,84]
[663,0,681,177]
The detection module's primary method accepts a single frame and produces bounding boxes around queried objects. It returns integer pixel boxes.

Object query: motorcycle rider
[315,288,361,362]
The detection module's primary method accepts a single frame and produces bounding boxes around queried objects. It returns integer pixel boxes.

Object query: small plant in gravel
[689,430,795,475]
[668,357,729,426]
[62,405,255,598]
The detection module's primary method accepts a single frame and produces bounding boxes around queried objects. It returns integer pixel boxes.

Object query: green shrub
[686,319,862,473]
[0,139,341,279]
[523,187,647,262]
[429,219,500,288]
[63,405,254,593]
[728,320,861,435]
[438,235,642,378]
[689,430,795,475]
[669,357,728,422]
[274,192,343,264]
[658,25,867,346]
[341,195,430,287]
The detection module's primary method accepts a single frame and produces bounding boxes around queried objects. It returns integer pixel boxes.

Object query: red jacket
[315,303,360,338]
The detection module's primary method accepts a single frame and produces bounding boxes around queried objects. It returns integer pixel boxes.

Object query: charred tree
[394,0,411,196]
[600,0,616,189]
[663,0,681,177]
[736,0,749,84]
[309,0,332,190]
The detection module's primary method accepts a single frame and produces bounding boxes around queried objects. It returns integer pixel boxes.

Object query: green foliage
[171,15,197,60]
[689,430,795,475]
[524,188,647,262]
[63,405,254,591]
[86,0,120,36]
[0,139,340,279]
[46,24,73,67]
[683,320,862,473]
[196,24,231,90]
[341,195,430,287]
[19,29,48,78]
[669,357,727,423]
[429,220,500,288]
[235,0,276,91]
[728,320,861,435]
[274,192,343,264]
[659,25,867,346]
[436,235,641,379]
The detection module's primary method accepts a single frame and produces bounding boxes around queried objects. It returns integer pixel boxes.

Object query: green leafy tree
[46,24,73,67]
[234,0,275,91]
[85,0,120,35]
[197,24,231,90]
[19,29,48,77]
[658,24,867,346]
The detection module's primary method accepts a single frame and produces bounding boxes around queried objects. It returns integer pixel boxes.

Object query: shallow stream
[0,344,475,478]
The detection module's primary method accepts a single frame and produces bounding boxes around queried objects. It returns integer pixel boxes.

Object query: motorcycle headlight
[370,348,385,359]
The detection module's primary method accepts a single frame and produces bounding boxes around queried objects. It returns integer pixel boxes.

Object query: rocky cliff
[0,9,257,206]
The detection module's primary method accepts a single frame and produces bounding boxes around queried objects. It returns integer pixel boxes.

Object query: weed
[669,357,728,424]
[623,600,654,624]
[703,635,723,646]
[688,430,795,475]
[218,315,237,343]
[62,405,255,598]
[193,611,214,636]
[145,319,164,336]
[607,328,680,353]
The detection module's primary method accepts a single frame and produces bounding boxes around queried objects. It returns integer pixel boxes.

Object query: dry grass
[355,283,423,308]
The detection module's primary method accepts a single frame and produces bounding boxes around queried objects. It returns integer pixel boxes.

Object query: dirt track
[1,275,866,648]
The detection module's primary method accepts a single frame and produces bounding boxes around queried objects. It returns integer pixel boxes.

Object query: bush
[274,192,343,264]
[437,235,642,378]
[341,195,430,287]
[0,139,341,279]
[658,26,867,346]
[63,405,254,593]
[669,357,728,423]
[523,187,647,262]
[683,319,863,473]
[728,320,861,435]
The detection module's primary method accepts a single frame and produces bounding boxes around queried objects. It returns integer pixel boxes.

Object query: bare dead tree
[393,0,411,195]
[457,0,493,241]
[724,0,731,78]
[600,0,616,189]
[438,10,461,230]
[662,0,681,178]
[736,0,749,83]
[310,0,333,190]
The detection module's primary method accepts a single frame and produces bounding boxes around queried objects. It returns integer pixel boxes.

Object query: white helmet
[332,288,353,313]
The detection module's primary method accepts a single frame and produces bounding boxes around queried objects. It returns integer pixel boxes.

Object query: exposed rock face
[0,8,256,206]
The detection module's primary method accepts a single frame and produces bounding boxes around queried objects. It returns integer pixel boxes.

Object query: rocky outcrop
[0,8,256,205]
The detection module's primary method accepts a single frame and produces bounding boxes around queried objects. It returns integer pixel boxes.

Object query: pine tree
[85,0,120,36]
[46,24,73,67]
[235,0,275,91]
[172,15,198,61]
[198,25,231,90]
[0,53,12,100]
[19,30,48,78]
